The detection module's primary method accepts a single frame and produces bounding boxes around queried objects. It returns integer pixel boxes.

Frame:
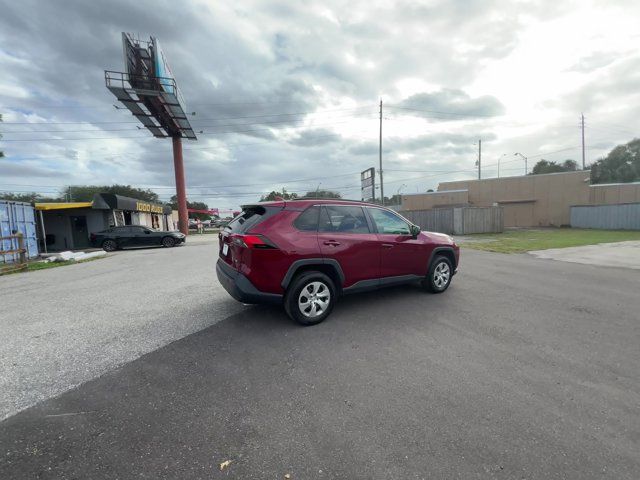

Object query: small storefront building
[35,193,174,251]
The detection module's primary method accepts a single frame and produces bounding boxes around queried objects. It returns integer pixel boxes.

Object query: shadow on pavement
[0,284,435,479]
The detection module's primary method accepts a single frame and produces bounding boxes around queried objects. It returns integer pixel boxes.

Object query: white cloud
[0,0,638,206]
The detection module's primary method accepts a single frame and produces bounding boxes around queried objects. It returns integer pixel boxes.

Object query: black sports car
[90,226,186,251]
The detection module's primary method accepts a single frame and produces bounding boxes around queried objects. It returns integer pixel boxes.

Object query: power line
[0,130,378,163]
[0,172,362,191]
[386,105,501,118]
[526,146,581,158]
[1,115,376,135]
[0,117,377,141]
[0,106,374,125]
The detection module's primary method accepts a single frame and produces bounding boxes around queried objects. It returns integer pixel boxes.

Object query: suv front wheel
[285,271,336,326]
[424,255,453,293]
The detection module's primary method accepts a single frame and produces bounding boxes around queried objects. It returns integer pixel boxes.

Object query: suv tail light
[230,234,278,249]
[90,233,96,241]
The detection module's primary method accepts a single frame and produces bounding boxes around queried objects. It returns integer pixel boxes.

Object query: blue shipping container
[0,201,39,264]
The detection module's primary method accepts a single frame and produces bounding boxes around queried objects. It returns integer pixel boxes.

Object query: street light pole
[514,152,528,175]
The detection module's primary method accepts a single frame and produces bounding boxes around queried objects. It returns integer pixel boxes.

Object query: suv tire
[424,255,453,293]
[285,271,336,326]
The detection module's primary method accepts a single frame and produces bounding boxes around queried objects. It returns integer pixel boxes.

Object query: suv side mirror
[410,224,420,239]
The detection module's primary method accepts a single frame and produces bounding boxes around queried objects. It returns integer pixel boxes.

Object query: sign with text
[360,167,375,201]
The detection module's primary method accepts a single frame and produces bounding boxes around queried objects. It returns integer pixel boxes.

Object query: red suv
[217,199,459,325]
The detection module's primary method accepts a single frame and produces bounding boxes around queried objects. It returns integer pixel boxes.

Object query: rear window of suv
[225,205,281,234]
[293,206,320,231]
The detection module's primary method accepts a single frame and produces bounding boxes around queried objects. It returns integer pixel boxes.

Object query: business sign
[360,167,375,201]
[136,201,164,214]
[94,194,171,215]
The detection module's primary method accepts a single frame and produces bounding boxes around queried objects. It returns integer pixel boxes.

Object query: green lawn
[1,256,106,275]
[463,228,640,253]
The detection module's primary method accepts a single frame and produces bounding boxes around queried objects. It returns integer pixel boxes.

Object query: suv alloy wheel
[425,255,453,293]
[284,271,336,326]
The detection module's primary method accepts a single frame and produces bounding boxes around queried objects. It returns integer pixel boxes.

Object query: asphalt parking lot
[0,235,244,420]
[1,236,639,479]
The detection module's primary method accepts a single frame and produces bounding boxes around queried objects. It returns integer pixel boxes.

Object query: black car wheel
[424,255,453,293]
[162,236,176,248]
[102,239,117,252]
[284,271,336,326]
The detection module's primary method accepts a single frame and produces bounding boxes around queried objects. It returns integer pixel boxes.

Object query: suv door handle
[382,243,394,248]
[323,240,341,246]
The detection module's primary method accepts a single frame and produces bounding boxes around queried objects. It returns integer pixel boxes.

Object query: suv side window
[368,208,411,235]
[293,206,320,231]
[319,205,370,234]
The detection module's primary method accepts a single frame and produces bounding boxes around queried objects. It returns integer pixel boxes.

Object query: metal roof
[34,202,93,211]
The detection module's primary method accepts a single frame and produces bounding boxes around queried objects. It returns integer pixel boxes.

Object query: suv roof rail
[290,197,382,204]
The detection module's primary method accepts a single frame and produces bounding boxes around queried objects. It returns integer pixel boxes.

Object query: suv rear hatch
[219,203,284,270]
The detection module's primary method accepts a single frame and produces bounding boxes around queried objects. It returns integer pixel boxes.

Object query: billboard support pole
[172,136,188,235]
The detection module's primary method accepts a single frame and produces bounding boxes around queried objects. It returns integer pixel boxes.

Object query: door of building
[70,215,90,249]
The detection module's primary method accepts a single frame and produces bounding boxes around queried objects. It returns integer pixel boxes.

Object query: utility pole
[581,113,586,170]
[379,99,384,205]
[478,139,482,179]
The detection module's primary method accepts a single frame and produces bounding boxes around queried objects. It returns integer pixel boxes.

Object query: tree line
[528,138,639,183]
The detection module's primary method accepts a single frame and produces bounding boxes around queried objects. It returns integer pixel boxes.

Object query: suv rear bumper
[216,259,283,305]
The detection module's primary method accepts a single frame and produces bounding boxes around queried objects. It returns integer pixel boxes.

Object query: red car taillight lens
[230,234,277,249]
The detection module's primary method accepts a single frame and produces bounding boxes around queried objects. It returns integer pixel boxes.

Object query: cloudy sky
[1,0,638,210]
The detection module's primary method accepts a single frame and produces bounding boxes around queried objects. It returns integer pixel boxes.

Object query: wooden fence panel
[400,207,503,235]
[0,233,28,274]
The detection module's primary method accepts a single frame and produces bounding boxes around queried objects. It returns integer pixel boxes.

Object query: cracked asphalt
[1,237,639,479]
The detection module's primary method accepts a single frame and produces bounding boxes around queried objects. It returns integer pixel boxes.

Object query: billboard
[151,37,186,112]
[122,33,152,81]
[361,167,375,201]
[122,32,138,77]
[109,33,196,140]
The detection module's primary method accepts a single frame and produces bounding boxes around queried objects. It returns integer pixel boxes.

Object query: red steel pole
[172,135,189,235]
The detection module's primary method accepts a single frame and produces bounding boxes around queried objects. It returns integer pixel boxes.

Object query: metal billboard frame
[104,32,196,234]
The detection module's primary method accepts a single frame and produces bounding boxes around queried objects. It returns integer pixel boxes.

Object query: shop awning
[92,193,172,215]
[34,202,93,211]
